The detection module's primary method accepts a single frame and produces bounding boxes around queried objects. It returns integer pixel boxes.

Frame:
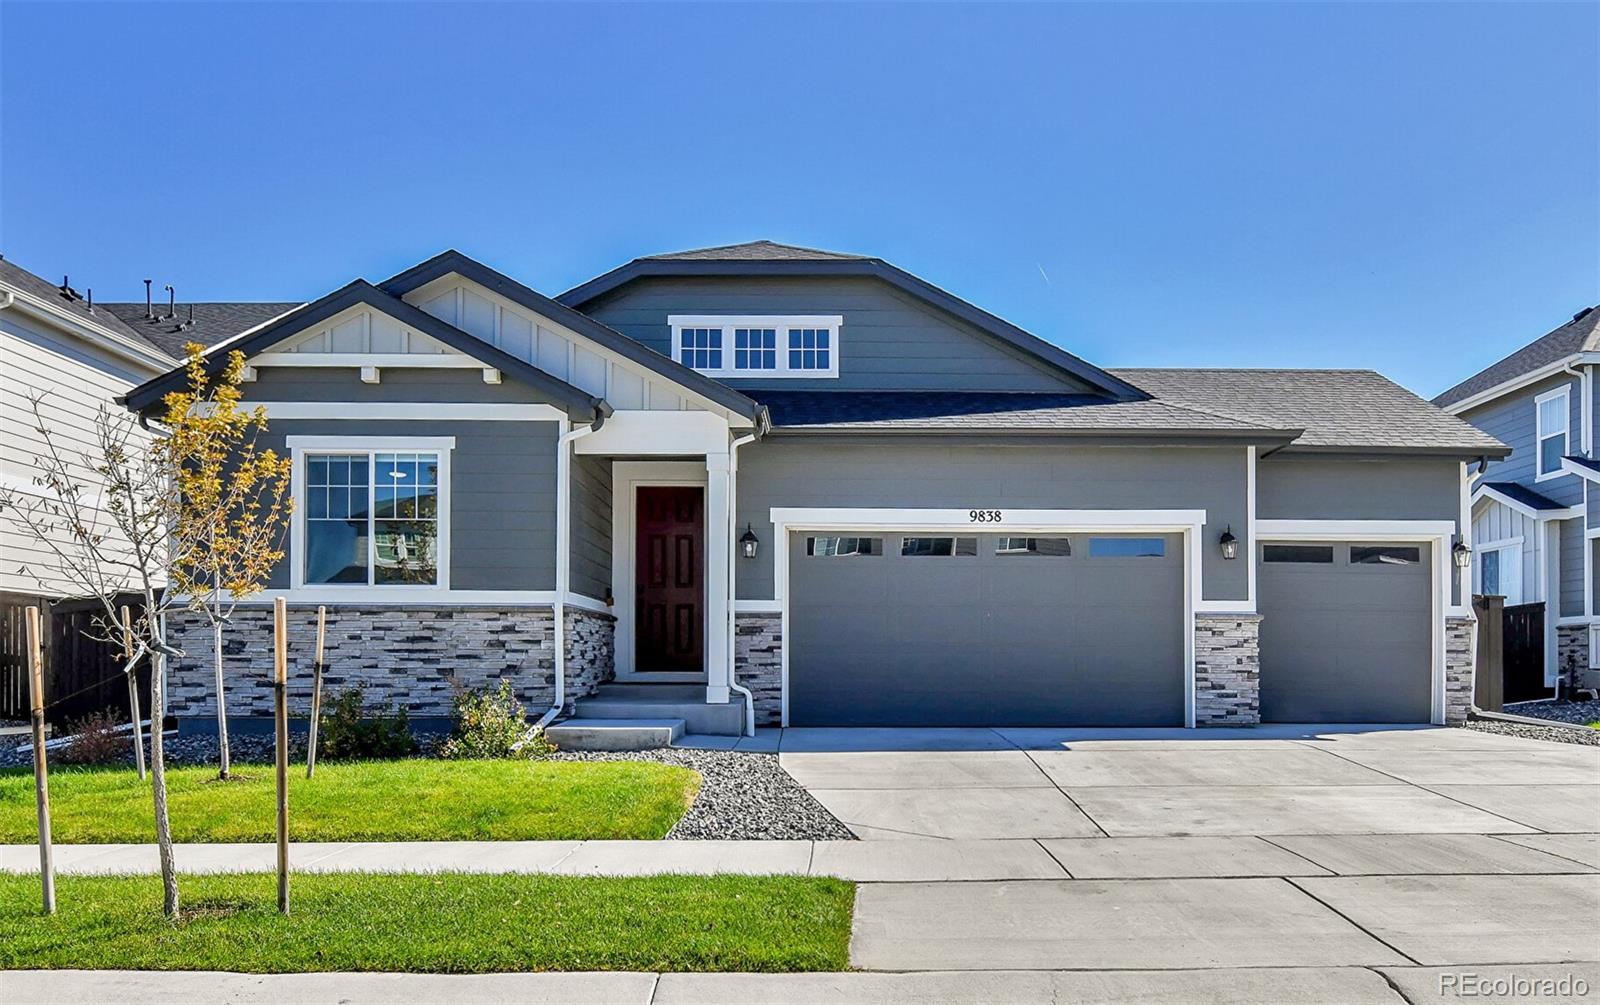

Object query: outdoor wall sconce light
[1218,526,1238,561]
[1452,539,1472,570]
[740,524,760,560]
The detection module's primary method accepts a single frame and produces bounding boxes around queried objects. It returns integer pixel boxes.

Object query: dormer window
[669,315,841,378]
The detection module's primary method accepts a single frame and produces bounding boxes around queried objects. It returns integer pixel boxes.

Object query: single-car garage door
[788,531,1185,726]
[1258,541,1433,723]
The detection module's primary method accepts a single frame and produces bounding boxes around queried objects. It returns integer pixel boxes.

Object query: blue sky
[2,2,1595,397]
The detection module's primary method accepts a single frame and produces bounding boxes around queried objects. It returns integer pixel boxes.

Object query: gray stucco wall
[1460,372,1583,507]
[580,275,1092,394]
[571,454,613,601]
[733,440,1250,602]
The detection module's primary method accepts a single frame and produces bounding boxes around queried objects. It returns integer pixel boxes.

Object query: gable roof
[1433,306,1600,411]
[120,280,608,420]
[1475,481,1580,519]
[378,250,762,421]
[101,301,304,357]
[556,241,1148,401]
[1112,368,1509,457]
[756,389,1301,443]
[645,240,866,262]
[0,257,174,367]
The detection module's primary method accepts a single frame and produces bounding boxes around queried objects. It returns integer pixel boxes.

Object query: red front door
[635,485,704,672]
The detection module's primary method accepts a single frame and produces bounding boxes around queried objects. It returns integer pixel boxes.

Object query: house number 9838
[969,509,1003,523]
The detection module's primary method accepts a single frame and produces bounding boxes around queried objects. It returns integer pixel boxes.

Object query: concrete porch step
[545,718,686,751]
[575,683,745,736]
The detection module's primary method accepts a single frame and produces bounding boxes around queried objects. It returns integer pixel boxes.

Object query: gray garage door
[1258,541,1433,723]
[788,531,1185,726]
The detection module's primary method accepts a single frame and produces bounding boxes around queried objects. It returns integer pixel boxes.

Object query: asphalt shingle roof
[0,257,168,357]
[759,390,1296,437]
[101,301,304,357]
[1481,481,1570,512]
[643,240,866,262]
[1110,368,1507,455]
[1432,307,1600,409]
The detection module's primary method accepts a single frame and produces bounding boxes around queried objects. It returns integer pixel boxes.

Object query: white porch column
[705,451,732,703]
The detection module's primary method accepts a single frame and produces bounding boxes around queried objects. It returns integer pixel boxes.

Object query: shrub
[316,687,417,761]
[59,710,132,765]
[438,680,551,759]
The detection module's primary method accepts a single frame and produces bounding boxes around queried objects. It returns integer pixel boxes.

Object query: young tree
[1,396,192,917]
[163,346,291,779]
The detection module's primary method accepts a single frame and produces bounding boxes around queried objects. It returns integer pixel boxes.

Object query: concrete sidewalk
[8,964,1600,1004]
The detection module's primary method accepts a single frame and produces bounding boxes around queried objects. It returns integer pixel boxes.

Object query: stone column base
[733,612,782,725]
[1557,623,1588,694]
[1194,613,1262,726]
[1445,615,1476,724]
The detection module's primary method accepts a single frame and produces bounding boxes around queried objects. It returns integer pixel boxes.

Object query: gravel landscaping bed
[1499,698,1600,725]
[1460,718,1600,747]
[550,748,855,841]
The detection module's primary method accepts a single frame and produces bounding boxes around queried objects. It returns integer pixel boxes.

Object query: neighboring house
[119,241,1504,735]
[1434,305,1600,696]
[0,257,178,601]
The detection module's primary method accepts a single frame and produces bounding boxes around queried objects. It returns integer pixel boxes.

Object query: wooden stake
[121,605,146,781]
[26,607,55,915]
[306,606,326,779]
[273,596,289,915]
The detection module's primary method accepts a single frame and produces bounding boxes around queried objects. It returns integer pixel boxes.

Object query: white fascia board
[577,410,731,456]
[1442,352,1600,415]
[1470,484,1583,522]
[1560,457,1600,484]
[1,284,175,372]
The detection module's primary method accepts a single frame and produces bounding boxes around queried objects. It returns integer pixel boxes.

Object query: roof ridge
[642,239,865,261]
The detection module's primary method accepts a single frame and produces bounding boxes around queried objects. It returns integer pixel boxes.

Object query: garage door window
[1263,544,1334,564]
[1351,546,1421,566]
[996,537,1072,556]
[901,536,977,557]
[806,536,883,557]
[1088,537,1165,558]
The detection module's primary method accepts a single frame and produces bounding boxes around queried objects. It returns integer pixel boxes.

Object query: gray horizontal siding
[244,366,559,405]
[1561,517,1585,618]
[734,441,1249,602]
[583,275,1092,393]
[1258,455,1464,605]
[570,454,613,601]
[1460,373,1583,507]
[260,418,557,592]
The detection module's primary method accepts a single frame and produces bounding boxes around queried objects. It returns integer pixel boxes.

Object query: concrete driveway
[777,724,1600,979]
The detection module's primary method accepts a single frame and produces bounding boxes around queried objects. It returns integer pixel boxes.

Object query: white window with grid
[669,315,841,378]
[1535,385,1570,480]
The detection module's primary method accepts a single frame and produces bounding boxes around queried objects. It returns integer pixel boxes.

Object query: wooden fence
[0,592,149,725]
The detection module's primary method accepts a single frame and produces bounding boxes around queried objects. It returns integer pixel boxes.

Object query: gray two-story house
[1434,305,1600,697]
[119,241,1503,736]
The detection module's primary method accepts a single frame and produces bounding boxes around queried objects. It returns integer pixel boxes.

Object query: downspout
[726,429,761,736]
[533,410,605,734]
[1561,360,1592,456]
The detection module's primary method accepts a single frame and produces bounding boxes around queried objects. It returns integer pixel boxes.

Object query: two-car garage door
[788,531,1186,726]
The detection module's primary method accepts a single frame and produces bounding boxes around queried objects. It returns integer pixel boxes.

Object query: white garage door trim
[770,507,1208,728]
[1256,519,1455,725]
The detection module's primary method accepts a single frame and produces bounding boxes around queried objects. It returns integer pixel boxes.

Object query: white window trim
[288,435,454,594]
[1474,536,1524,606]
[667,315,842,379]
[1534,385,1571,482]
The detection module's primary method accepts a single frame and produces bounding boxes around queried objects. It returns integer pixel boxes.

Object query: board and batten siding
[399,275,713,413]
[1,312,166,597]
[732,440,1249,602]
[1472,499,1539,606]
[580,275,1095,394]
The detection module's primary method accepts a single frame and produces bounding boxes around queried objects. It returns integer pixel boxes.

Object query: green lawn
[0,759,700,842]
[0,872,854,973]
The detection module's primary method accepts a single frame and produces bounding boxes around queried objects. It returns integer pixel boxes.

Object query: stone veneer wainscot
[1193,613,1263,726]
[734,612,782,725]
[166,605,615,725]
[1444,614,1475,724]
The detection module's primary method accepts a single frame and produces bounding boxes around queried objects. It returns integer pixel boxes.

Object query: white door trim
[1255,518,1453,725]
[769,506,1207,729]
[611,461,709,680]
